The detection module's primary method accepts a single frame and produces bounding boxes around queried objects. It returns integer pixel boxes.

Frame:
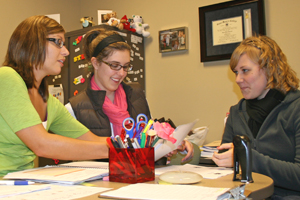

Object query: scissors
[122,117,135,138]
[136,113,148,123]
[134,114,148,139]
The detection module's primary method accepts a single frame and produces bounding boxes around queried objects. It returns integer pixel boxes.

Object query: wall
[0,0,81,61]
[0,0,299,144]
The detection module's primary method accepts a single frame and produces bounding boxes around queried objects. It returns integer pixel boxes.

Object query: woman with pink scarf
[65,27,193,163]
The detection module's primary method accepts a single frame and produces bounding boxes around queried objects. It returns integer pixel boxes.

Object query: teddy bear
[130,15,150,37]
[103,11,124,30]
[120,15,136,33]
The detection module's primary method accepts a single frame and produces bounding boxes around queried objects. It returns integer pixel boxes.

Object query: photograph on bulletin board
[159,27,188,53]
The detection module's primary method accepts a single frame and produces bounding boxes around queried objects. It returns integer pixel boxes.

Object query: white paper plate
[159,171,203,184]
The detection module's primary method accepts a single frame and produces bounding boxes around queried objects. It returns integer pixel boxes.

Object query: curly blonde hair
[230,35,299,94]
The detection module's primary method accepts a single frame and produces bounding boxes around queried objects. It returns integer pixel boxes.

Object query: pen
[115,135,125,148]
[0,180,35,185]
[126,135,134,149]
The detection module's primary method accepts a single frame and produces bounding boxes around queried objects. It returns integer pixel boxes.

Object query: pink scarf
[91,75,130,136]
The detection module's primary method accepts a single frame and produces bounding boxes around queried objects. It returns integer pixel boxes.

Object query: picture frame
[97,10,113,24]
[198,0,265,62]
[159,27,188,53]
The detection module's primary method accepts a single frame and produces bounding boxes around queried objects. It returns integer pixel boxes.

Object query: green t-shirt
[0,67,89,176]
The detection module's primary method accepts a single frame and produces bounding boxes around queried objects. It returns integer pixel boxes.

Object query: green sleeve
[0,67,41,133]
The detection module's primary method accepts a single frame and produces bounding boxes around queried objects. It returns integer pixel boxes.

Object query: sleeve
[0,67,41,133]
[221,106,235,144]
[48,96,89,138]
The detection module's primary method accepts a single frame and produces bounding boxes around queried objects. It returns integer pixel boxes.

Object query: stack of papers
[3,161,109,185]
[0,184,111,200]
[200,146,218,158]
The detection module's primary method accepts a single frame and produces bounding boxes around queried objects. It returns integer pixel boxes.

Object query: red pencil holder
[109,147,155,183]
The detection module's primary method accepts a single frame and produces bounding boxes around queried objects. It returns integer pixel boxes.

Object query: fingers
[181,140,194,162]
[176,141,186,152]
[212,148,234,167]
[217,142,233,150]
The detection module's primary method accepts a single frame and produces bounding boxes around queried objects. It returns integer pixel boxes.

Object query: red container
[109,147,155,183]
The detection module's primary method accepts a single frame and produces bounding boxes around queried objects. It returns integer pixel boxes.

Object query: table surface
[78,172,274,200]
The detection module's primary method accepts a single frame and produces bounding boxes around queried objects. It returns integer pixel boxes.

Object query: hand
[166,140,194,162]
[212,142,234,167]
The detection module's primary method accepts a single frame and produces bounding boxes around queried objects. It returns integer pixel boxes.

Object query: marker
[0,181,35,185]
[140,119,153,148]
[151,136,160,147]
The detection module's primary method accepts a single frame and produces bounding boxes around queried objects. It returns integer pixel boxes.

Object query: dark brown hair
[3,15,65,101]
[83,27,130,73]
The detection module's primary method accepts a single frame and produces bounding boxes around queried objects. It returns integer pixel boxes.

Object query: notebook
[3,161,109,185]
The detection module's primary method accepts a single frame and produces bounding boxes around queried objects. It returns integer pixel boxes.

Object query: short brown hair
[3,15,65,101]
[230,35,299,94]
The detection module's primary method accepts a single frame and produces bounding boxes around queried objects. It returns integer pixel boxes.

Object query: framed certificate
[198,0,265,62]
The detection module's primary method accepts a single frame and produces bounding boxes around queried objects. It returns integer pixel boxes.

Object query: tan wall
[1,0,299,144]
[0,0,81,61]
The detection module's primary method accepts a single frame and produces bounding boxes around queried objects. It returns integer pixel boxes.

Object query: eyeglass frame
[100,60,133,72]
[47,38,65,48]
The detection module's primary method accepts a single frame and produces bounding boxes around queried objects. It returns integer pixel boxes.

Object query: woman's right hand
[212,142,234,167]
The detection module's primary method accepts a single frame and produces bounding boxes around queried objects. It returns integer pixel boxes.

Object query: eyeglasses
[101,60,133,72]
[47,38,64,48]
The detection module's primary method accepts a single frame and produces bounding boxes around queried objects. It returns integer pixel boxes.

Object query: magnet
[80,78,85,83]
[73,78,79,84]
[74,90,78,96]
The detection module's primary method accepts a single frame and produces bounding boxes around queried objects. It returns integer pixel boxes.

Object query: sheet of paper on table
[3,161,109,185]
[100,183,230,200]
[0,184,111,199]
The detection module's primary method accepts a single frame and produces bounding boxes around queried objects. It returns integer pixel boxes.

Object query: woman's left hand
[166,140,194,162]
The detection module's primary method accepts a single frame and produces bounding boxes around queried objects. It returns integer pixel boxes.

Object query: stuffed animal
[131,15,150,37]
[103,11,124,30]
[80,17,94,28]
[120,15,136,33]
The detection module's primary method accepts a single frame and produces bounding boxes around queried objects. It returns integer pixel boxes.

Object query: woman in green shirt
[0,15,109,176]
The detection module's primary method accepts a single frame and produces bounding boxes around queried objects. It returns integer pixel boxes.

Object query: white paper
[0,185,111,200]
[48,84,64,104]
[212,16,243,46]
[154,119,198,161]
[3,162,109,185]
[155,164,233,179]
[100,183,229,200]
